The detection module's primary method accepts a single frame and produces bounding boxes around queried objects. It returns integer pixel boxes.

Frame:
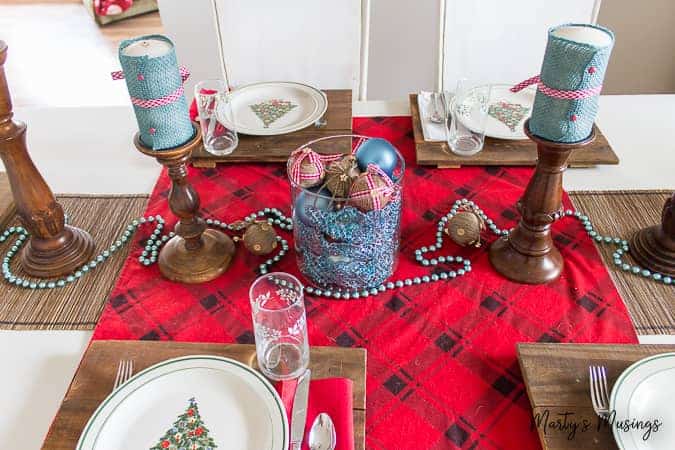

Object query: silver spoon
[308,412,336,450]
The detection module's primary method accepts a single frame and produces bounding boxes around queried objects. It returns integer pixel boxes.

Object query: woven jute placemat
[0,195,148,330]
[570,190,674,335]
[0,191,671,333]
[0,173,16,229]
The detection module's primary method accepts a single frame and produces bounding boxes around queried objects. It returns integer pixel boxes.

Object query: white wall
[442,0,598,90]
[213,0,362,93]
[366,0,442,100]
[158,0,223,100]
[159,0,603,102]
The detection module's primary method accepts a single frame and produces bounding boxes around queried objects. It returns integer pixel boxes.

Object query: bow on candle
[111,66,190,109]
[511,74,602,100]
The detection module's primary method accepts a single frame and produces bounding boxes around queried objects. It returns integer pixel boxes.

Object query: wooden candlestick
[489,119,595,284]
[134,124,235,283]
[630,192,675,276]
[0,41,95,277]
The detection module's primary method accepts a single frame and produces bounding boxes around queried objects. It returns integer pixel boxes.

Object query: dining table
[0,94,674,450]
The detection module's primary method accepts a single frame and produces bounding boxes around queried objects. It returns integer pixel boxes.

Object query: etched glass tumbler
[249,272,309,380]
[194,79,238,156]
[446,79,492,156]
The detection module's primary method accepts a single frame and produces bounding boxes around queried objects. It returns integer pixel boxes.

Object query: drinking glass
[446,79,492,156]
[194,79,238,156]
[249,272,309,380]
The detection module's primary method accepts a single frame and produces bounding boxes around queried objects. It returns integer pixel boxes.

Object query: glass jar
[288,135,405,292]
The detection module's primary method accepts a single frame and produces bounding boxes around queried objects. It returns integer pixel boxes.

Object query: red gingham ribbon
[511,75,602,100]
[111,66,190,109]
[349,164,396,211]
[351,137,368,155]
[289,148,324,185]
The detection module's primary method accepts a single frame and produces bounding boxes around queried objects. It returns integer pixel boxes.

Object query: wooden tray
[410,94,620,168]
[0,172,16,229]
[518,343,675,450]
[42,340,366,450]
[192,89,353,168]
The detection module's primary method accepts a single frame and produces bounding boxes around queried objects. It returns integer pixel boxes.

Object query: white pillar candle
[121,38,172,58]
[551,25,613,47]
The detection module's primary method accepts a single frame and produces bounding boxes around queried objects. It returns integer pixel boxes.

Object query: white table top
[2,95,674,194]
[0,96,673,448]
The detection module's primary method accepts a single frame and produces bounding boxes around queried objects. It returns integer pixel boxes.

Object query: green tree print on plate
[150,397,218,450]
[250,99,298,128]
[488,101,530,132]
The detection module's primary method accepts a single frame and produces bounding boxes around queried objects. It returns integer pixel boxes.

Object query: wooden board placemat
[192,89,352,167]
[0,172,16,229]
[410,94,620,168]
[570,190,674,335]
[518,343,675,450]
[0,195,148,330]
[42,340,366,450]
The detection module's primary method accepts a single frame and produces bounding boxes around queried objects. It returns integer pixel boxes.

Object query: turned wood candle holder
[630,192,675,276]
[0,41,95,277]
[134,124,235,283]
[489,119,595,284]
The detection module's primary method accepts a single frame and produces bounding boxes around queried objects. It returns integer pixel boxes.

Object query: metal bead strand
[0,208,294,290]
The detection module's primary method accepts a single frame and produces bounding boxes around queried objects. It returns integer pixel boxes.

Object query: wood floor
[1,1,163,108]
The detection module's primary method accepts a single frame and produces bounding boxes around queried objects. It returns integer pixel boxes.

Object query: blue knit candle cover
[118,35,194,150]
[529,24,614,143]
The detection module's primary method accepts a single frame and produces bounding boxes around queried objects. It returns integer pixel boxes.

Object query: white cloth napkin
[418,91,447,142]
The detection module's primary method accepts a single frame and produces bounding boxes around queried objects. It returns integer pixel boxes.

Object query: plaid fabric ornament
[288,148,342,189]
[288,147,326,188]
[348,164,397,212]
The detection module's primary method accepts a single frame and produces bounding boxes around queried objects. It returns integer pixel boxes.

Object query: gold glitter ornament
[444,210,485,247]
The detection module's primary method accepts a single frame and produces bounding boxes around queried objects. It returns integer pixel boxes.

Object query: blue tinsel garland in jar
[289,135,405,291]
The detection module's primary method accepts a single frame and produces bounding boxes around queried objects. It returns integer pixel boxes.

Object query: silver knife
[290,369,311,450]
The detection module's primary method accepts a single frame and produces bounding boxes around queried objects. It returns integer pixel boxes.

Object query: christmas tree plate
[218,81,328,136]
[454,84,536,140]
[76,355,288,450]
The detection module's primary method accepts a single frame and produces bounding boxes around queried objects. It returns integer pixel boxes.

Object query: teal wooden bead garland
[1,199,672,292]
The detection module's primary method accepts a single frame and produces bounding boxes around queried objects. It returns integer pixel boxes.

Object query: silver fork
[589,365,610,418]
[113,360,134,391]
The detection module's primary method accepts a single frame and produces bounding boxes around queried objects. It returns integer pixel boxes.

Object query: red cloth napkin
[277,378,354,450]
[188,88,217,122]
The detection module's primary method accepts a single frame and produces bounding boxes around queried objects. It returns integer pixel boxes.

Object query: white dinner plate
[218,81,327,136]
[609,352,675,450]
[77,355,288,450]
[454,84,536,140]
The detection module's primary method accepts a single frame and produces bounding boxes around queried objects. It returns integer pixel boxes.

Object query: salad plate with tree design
[453,83,536,140]
[76,355,288,450]
[217,81,328,136]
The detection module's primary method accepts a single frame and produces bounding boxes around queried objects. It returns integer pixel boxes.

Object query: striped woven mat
[570,190,674,335]
[0,195,148,330]
[0,191,671,332]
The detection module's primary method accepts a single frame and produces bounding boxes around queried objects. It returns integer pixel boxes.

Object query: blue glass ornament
[293,186,334,225]
[355,138,398,178]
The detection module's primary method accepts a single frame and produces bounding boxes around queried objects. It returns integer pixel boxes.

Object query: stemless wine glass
[446,79,492,156]
[249,272,309,380]
[194,79,238,156]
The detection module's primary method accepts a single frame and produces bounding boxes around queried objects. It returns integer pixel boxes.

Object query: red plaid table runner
[93,117,637,449]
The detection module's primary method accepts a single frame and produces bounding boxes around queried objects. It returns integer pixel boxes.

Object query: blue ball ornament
[355,138,398,179]
[293,186,334,225]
